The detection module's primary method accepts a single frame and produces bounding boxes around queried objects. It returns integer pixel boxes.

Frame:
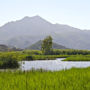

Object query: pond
[20,58,90,71]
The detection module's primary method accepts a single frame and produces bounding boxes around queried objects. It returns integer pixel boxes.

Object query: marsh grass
[64,55,90,61]
[0,67,90,90]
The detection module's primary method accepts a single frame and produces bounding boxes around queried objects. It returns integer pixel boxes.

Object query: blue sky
[0,0,90,29]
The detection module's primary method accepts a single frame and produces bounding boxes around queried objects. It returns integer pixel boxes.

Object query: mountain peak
[32,15,41,18]
[21,15,52,25]
[23,16,30,19]
[22,15,42,20]
[31,15,46,21]
[21,15,50,24]
[22,16,30,21]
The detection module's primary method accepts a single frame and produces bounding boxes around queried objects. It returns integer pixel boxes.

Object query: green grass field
[64,55,90,61]
[0,68,90,90]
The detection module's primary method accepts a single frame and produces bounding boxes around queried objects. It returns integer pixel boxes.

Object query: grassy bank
[0,67,90,90]
[64,55,90,61]
[26,55,69,60]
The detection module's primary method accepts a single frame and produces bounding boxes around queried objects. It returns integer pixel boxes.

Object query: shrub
[0,54,19,69]
[26,56,33,60]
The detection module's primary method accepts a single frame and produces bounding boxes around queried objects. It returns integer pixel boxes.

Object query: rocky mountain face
[0,15,90,49]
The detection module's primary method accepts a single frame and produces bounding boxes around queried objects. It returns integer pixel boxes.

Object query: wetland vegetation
[0,67,90,90]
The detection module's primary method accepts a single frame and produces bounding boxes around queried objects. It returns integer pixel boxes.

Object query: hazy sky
[0,0,90,29]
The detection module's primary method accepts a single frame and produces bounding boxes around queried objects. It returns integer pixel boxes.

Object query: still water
[20,58,90,71]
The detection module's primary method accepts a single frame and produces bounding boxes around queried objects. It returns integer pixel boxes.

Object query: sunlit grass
[0,68,90,90]
[64,55,90,61]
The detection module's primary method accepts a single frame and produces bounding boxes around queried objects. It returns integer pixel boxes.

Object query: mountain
[0,45,9,51]
[26,40,67,50]
[0,44,23,51]
[0,15,90,49]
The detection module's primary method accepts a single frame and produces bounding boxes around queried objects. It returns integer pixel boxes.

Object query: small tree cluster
[41,36,53,55]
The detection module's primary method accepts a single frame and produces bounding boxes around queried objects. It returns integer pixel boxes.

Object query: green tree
[41,36,53,55]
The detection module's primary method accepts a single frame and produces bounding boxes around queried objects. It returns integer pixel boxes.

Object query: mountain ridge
[0,15,90,49]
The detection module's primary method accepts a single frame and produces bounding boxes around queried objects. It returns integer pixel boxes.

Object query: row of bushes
[22,49,90,55]
[52,49,90,55]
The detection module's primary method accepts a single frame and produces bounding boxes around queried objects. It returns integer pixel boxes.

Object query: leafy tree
[41,36,53,55]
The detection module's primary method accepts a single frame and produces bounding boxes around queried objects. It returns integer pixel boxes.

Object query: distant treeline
[52,49,90,55]
[23,49,90,55]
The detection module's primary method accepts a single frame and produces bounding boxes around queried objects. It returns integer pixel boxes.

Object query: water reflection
[20,58,90,71]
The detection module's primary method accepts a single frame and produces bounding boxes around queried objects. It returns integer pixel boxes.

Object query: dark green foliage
[0,54,19,69]
[41,36,53,55]
[52,49,90,55]
[26,56,33,60]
